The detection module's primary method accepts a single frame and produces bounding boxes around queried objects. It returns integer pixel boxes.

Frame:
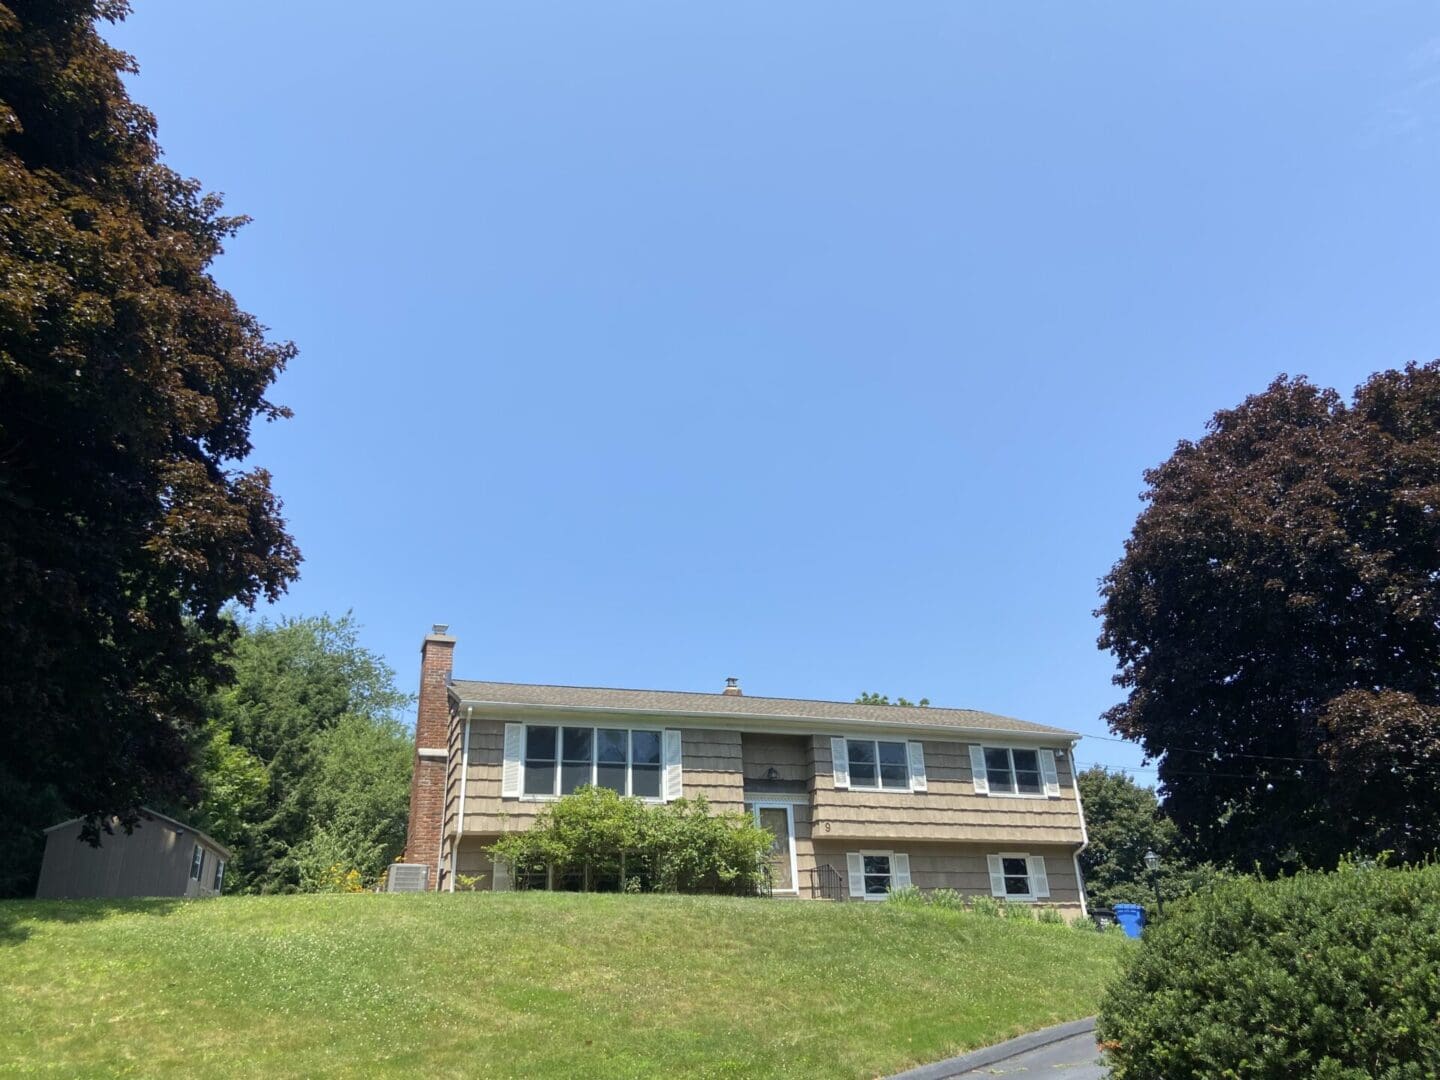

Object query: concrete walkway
[889,1018,1107,1080]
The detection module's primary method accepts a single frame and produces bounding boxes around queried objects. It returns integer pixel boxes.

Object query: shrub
[968,895,1002,917]
[927,888,965,910]
[1035,906,1065,926]
[1098,862,1440,1078]
[886,885,925,906]
[488,787,774,896]
[998,899,1032,920]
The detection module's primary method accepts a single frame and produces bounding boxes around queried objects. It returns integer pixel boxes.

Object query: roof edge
[447,689,1079,741]
[44,807,233,860]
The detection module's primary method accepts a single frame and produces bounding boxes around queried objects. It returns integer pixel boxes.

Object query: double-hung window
[862,854,893,896]
[213,859,225,892]
[846,739,910,790]
[189,843,204,881]
[983,747,1043,795]
[523,724,663,798]
[987,853,1050,901]
[845,850,913,900]
[1000,856,1032,897]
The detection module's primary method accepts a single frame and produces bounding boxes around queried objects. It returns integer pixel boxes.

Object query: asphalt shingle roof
[449,680,1075,737]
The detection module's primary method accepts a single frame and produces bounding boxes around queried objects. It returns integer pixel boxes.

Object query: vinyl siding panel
[35,817,225,899]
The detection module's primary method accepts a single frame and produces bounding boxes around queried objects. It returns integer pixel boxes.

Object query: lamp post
[1143,849,1163,918]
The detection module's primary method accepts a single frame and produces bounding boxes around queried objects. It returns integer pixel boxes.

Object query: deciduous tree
[0,1,299,894]
[1098,363,1440,872]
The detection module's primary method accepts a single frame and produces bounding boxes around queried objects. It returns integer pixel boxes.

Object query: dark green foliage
[1098,863,1440,1078]
[190,614,412,893]
[0,1,299,894]
[855,691,930,707]
[489,787,775,895]
[1099,364,1440,872]
[1077,766,1218,910]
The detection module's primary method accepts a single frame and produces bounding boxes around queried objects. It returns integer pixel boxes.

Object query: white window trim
[996,850,1042,901]
[518,723,667,803]
[750,802,800,896]
[978,746,1049,800]
[842,737,914,793]
[858,848,897,901]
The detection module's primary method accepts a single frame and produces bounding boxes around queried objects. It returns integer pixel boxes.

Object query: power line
[1078,729,1324,764]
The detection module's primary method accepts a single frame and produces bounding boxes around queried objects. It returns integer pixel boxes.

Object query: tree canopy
[855,692,930,707]
[0,2,300,892]
[1098,364,1440,872]
[1075,765,1207,910]
[189,614,412,893]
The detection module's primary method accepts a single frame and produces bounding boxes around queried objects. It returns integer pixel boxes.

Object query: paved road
[952,1031,1107,1078]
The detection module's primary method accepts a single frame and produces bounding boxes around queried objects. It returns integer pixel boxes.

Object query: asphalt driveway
[890,1019,1107,1080]
[951,1030,1107,1078]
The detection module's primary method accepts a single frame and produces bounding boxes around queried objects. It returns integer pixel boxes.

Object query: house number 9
[823,822,831,833]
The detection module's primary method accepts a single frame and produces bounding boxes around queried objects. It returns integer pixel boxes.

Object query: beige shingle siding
[811,842,1083,908]
[741,733,809,785]
[443,704,464,841]
[679,730,745,812]
[811,736,1083,845]
[454,718,1083,852]
[449,680,1073,736]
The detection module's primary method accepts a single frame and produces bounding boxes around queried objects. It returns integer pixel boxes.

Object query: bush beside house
[488,787,775,895]
[1098,862,1440,1078]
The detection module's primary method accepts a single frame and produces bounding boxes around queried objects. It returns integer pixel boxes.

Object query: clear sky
[107,3,1439,780]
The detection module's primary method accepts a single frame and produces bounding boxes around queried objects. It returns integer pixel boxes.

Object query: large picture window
[523,724,664,798]
[983,747,1043,795]
[846,739,910,790]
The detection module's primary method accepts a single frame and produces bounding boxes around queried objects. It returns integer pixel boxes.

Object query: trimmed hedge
[1098,863,1440,1078]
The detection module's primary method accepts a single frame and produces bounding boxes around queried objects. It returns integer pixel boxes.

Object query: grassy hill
[1,893,1129,1078]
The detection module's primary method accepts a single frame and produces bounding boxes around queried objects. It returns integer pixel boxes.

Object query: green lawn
[0,893,1129,1078]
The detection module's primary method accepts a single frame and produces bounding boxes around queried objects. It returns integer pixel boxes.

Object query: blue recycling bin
[1114,903,1146,938]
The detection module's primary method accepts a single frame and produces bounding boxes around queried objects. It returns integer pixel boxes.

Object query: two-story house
[404,627,1090,912]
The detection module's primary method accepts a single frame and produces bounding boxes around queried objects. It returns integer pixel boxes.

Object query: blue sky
[108,3,1439,780]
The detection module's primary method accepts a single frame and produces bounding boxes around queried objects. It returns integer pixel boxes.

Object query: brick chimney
[404,624,455,889]
[723,676,742,696]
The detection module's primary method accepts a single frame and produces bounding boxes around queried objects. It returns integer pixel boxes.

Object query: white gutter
[448,696,1079,745]
[1069,736,1090,920]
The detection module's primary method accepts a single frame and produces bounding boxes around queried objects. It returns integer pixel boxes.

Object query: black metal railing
[805,863,845,901]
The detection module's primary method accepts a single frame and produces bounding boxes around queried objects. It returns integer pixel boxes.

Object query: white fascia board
[447,696,1077,744]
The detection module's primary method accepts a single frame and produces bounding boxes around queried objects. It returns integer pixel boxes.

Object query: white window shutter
[1028,855,1050,898]
[492,859,512,892]
[907,741,928,792]
[892,853,912,890]
[846,853,864,899]
[501,723,524,798]
[1040,749,1061,798]
[987,854,1006,897]
[830,737,850,790]
[969,745,990,795]
[662,729,684,801]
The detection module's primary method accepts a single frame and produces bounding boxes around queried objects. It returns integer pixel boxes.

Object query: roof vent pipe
[723,677,743,696]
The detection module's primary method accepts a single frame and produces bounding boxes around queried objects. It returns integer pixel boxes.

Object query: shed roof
[449,680,1076,738]
[44,807,232,860]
